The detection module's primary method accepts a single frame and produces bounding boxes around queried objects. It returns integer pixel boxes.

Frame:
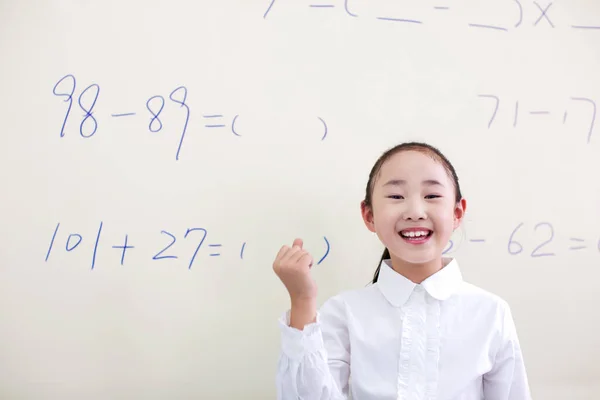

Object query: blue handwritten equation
[478,95,597,144]
[44,222,331,270]
[52,74,330,161]
[264,0,600,32]
[443,221,599,257]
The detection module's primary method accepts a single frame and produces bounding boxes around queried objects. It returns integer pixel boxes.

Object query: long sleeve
[483,302,532,400]
[276,295,351,400]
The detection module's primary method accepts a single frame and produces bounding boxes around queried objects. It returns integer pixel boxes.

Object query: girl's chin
[387,245,441,265]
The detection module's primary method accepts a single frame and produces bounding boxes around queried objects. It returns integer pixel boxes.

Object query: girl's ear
[453,198,467,229]
[361,201,377,233]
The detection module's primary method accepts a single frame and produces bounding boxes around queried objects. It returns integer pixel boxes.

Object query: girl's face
[362,150,466,269]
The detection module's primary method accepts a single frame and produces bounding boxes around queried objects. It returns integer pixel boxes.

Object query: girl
[272,142,532,400]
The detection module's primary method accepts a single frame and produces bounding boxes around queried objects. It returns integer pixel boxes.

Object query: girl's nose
[402,200,427,220]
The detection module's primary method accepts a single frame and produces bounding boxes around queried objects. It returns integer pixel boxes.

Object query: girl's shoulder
[455,281,515,324]
[317,281,387,317]
[458,281,511,307]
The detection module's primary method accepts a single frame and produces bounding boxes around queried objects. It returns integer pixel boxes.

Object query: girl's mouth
[399,229,433,244]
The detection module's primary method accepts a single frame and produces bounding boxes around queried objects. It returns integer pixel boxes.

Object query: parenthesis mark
[318,117,328,140]
[345,0,358,17]
[240,242,246,259]
[232,115,241,137]
[264,0,276,19]
[514,0,523,27]
[570,97,596,144]
[317,236,330,265]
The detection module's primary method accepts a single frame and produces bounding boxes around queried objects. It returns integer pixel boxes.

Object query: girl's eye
[387,195,404,200]
[425,195,441,199]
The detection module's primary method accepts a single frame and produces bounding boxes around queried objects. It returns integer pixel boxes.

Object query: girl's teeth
[401,231,429,238]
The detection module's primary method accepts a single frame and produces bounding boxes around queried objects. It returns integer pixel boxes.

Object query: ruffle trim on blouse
[397,289,442,400]
[278,310,325,360]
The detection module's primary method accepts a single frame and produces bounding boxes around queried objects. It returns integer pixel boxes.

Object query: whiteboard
[1,0,599,398]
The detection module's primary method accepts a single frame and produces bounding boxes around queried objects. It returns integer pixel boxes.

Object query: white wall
[1,0,599,398]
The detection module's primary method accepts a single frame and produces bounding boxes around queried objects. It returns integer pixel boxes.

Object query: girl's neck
[390,256,445,284]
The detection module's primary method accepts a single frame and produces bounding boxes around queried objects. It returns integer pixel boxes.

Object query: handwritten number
[169,86,190,161]
[507,223,524,255]
[53,75,100,138]
[66,234,83,251]
[153,230,178,260]
[53,75,77,137]
[478,94,500,129]
[570,97,597,144]
[184,228,207,269]
[78,84,100,138]
[531,222,555,257]
[45,222,61,261]
[146,95,165,132]
[508,222,555,257]
[263,0,276,18]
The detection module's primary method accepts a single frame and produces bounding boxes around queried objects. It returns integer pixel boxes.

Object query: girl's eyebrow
[383,179,445,187]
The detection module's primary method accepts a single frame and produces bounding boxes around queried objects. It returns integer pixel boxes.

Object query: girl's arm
[483,302,532,400]
[276,295,350,400]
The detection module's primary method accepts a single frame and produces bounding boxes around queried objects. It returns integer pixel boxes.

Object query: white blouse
[276,258,532,400]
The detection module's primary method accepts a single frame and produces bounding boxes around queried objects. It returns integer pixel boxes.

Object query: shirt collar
[376,257,463,307]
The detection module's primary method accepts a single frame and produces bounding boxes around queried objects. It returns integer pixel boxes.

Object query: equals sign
[209,244,222,256]
[204,115,226,128]
[111,112,136,117]
[569,238,587,251]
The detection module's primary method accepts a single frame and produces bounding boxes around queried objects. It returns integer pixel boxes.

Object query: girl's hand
[272,238,317,303]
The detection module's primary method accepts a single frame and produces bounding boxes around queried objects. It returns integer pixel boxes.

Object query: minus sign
[112,113,136,117]
[469,239,486,243]
[468,24,508,31]
[434,6,450,10]
[377,17,423,24]
[571,25,600,30]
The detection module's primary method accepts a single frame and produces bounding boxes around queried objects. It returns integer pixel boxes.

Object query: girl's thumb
[292,238,303,248]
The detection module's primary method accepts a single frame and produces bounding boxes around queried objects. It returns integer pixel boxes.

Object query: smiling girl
[273,142,532,400]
